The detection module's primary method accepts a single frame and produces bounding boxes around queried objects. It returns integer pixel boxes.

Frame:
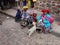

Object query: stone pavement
[53,22,60,34]
[0,8,60,35]
[0,14,60,45]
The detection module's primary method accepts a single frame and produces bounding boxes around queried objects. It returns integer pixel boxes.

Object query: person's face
[24,8,28,11]
[43,12,47,15]
[33,13,36,15]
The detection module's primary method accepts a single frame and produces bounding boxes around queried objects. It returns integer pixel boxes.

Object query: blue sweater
[37,15,51,28]
[16,10,21,19]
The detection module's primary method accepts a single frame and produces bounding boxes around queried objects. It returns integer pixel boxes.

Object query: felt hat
[41,9,47,12]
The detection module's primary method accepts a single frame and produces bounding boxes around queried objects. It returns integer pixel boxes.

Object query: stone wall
[35,0,60,14]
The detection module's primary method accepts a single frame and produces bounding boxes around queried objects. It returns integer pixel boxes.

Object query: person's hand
[39,19,42,22]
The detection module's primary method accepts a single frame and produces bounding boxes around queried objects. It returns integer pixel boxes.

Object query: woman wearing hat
[37,9,51,33]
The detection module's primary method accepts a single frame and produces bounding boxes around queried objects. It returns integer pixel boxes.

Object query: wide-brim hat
[41,9,47,12]
[41,9,50,13]
[23,6,28,9]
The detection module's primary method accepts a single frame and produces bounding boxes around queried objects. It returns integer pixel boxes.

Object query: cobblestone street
[0,13,60,45]
[0,0,60,45]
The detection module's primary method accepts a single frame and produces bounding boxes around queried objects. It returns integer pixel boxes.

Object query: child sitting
[15,7,22,22]
[22,6,29,19]
[32,13,37,22]
[21,6,31,28]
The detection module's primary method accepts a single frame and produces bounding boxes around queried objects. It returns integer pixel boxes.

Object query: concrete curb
[0,10,15,18]
[0,10,60,37]
[51,31,60,37]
